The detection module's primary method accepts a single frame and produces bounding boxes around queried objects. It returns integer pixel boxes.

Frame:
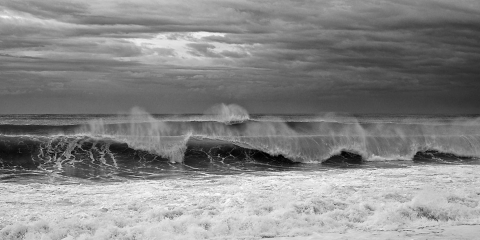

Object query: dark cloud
[1,0,479,113]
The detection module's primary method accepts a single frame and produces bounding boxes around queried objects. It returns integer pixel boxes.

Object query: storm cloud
[1,0,479,114]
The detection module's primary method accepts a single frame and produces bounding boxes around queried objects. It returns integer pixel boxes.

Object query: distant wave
[150,104,251,124]
[202,103,250,124]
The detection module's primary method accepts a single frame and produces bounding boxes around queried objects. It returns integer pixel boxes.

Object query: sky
[1,0,479,114]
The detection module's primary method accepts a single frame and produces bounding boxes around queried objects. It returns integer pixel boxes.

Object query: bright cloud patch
[127,32,249,61]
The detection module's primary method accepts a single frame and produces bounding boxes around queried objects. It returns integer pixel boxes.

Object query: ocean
[1,105,480,239]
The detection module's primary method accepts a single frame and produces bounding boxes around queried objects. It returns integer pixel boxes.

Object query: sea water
[1,104,480,239]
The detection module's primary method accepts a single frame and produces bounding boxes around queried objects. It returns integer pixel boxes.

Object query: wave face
[0,135,298,180]
[1,104,480,180]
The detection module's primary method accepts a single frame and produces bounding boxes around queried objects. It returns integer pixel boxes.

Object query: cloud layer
[1,0,479,113]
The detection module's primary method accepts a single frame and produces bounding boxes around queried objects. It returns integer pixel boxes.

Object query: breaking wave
[81,105,480,163]
[0,103,479,176]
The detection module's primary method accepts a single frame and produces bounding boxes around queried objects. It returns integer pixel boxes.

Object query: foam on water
[1,165,480,239]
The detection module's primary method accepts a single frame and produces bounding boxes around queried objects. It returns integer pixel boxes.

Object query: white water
[84,104,480,163]
[2,165,480,239]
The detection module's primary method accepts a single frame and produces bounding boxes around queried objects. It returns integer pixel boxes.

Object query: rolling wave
[1,104,479,170]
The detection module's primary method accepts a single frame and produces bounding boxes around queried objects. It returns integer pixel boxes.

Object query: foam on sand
[1,165,480,239]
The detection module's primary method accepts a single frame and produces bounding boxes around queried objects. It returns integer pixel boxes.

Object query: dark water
[1,111,479,183]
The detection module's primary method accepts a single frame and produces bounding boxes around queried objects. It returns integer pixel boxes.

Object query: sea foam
[1,165,480,239]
